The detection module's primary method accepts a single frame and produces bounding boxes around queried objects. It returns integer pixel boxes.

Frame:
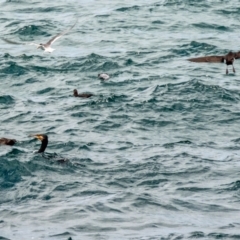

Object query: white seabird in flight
[1,19,77,53]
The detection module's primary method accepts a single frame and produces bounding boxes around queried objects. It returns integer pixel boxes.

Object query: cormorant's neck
[38,138,48,153]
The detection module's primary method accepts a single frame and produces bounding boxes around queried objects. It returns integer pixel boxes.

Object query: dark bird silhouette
[30,134,68,163]
[30,134,48,153]
[188,51,240,74]
[0,138,16,146]
[73,89,93,98]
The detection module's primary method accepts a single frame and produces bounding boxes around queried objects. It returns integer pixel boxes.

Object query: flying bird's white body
[38,45,55,53]
[45,47,55,53]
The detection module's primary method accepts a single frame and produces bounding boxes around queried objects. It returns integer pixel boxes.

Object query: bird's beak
[29,134,43,141]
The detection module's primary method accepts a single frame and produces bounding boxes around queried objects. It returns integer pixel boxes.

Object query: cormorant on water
[73,89,93,98]
[0,138,16,146]
[30,134,48,153]
[188,51,240,74]
[30,134,68,163]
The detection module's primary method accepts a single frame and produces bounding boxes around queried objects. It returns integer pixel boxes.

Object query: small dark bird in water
[30,134,48,153]
[98,73,110,80]
[30,134,68,163]
[0,138,16,146]
[188,51,240,74]
[73,89,93,98]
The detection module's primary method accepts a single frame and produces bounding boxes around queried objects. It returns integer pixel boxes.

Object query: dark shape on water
[30,134,68,163]
[0,137,16,146]
[73,89,93,98]
[188,51,240,74]
[30,134,48,153]
[98,73,110,80]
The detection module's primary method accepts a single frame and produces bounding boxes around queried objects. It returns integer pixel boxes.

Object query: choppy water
[1,0,240,239]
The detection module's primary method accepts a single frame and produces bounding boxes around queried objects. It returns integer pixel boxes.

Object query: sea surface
[1,0,240,239]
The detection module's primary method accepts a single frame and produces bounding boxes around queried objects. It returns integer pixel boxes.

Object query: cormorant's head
[73,89,78,97]
[30,134,48,142]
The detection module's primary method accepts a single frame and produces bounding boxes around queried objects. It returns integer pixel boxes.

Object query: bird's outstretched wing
[188,55,225,63]
[234,51,240,59]
[1,37,40,47]
[45,19,78,46]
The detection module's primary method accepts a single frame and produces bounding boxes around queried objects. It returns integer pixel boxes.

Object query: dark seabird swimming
[30,134,68,163]
[188,51,240,74]
[1,19,77,53]
[30,134,48,153]
[0,138,16,146]
[73,89,93,98]
[98,73,110,80]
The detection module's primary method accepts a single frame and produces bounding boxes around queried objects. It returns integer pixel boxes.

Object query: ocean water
[1,0,240,239]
